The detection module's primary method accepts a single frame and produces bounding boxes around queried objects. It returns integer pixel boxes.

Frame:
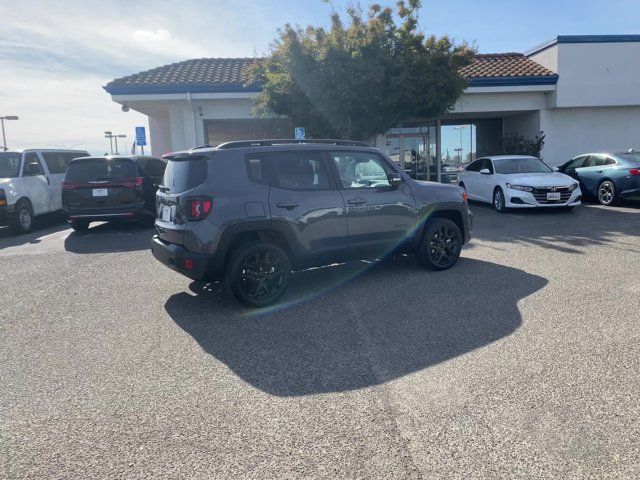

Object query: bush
[502,131,545,158]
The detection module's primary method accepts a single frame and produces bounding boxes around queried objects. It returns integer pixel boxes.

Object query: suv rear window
[162,155,207,193]
[66,158,138,182]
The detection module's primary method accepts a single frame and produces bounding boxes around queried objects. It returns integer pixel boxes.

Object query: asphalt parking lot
[2,201,640,479]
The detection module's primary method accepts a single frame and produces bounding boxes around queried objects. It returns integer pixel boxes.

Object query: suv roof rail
[216,139,371,149]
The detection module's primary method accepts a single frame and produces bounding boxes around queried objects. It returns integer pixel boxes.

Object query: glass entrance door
[385,124,437,182]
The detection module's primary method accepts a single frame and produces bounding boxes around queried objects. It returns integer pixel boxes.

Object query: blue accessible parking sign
[295,127,305,140]
[135,126,147,146]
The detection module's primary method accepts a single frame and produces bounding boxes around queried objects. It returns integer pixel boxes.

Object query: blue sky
[1,0,639,154]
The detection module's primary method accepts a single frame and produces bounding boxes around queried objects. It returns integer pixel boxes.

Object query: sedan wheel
[597,181,617,206]
[493,188,506,213]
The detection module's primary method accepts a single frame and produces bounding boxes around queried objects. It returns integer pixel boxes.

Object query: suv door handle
[347,197,367,205]
[276,200,299,210]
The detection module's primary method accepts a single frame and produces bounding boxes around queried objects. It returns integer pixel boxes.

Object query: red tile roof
[460,53,557,79]
[105,53,558,95]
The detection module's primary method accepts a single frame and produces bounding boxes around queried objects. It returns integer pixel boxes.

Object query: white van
[0,149,90,234]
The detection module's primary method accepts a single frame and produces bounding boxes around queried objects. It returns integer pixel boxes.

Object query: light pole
[104,132,126,154]
[114,134,126,155]
[104,131,114,154]
[1,115,19,151]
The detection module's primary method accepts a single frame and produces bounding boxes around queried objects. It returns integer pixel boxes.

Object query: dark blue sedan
[558,151,640,205]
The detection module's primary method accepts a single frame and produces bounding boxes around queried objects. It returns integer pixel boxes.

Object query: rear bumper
[151,235,218,281]
[64,203,148,222]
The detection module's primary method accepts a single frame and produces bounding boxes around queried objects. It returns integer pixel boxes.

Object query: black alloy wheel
[416,218,462,271]
[226,241,291,307]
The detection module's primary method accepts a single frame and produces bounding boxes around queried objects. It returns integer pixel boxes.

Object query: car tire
[415,218,462,271]
[225,241,291,308]
[493,188,506,213]
[597,180,618,206]
[9,200,33,235]
[70,220,90,232]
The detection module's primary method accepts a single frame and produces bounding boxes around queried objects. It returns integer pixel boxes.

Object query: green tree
[247,1,475,141]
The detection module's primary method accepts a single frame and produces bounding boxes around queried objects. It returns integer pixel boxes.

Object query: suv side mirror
[388,172,403,188]
[479,168,491,175]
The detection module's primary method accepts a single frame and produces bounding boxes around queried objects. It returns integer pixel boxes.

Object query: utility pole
[1,116,19,151]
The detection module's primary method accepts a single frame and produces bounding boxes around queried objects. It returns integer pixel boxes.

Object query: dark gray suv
[151,140,473,307]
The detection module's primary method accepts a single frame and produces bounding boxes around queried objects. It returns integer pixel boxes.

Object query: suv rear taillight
[629,168,640,176]
[187,196,212,221]
[122,177,144,187]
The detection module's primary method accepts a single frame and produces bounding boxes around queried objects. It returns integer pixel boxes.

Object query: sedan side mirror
[479,168,491,175]
[388,172,403,188]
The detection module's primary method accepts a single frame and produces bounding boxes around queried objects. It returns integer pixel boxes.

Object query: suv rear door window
[66,158,138,182]
[270,151,332,190]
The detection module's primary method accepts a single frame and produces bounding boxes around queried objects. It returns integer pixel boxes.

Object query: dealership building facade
[105,35,640,183]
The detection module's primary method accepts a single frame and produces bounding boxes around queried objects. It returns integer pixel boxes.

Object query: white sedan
[458,155,582,213]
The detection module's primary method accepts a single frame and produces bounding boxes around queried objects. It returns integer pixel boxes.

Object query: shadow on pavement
[468,201,640,254]
[165,256,547,396]
[0,212,68,248]
[64,219,155,254]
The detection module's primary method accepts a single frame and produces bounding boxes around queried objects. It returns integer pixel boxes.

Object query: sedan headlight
[506,183,533,192]
[568,183,579,191]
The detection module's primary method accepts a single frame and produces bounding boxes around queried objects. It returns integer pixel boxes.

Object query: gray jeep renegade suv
[151,139,473,307]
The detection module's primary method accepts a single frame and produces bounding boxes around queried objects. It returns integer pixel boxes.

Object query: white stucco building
[105,35,640,183]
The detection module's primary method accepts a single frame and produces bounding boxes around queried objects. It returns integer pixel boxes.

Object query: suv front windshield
[494,157,552,174]
[0,152,21,178]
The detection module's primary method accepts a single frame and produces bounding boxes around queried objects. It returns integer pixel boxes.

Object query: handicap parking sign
[295,127,305,140]
[135,126,147,146]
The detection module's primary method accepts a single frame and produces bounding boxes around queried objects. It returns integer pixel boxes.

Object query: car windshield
[494,157,552,174]
[65,158,137,182]
[0,152,21,178]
